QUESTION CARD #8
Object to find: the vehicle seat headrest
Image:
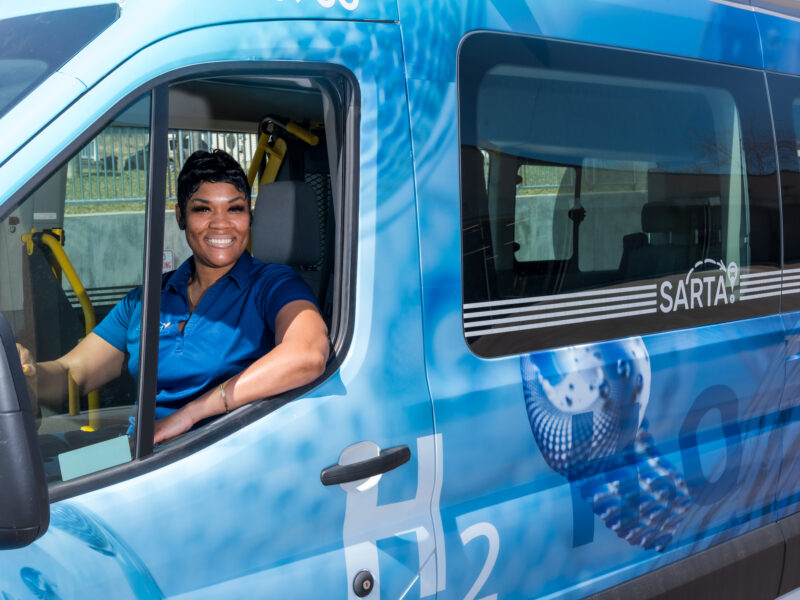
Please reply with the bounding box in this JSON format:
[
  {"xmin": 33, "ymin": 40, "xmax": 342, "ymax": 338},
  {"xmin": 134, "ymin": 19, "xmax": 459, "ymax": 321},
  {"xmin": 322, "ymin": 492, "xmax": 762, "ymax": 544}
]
[
  {"xmin": 252, "ymin": 181, "xmax": 321, "ymax": 267},
  {"xmin": 641, "ymin": 197, "xmax": 719, "ymax": 236},
  {"xmin": 641, "ymin": 202, "xmax": 684, "ymax": 234}
]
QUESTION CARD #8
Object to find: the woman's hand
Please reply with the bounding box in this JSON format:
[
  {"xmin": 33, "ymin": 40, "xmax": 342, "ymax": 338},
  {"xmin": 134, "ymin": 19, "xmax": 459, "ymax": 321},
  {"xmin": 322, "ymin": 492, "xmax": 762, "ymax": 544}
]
[
  {"xmin": 152, "ymin": 384, "xmax": 217, "ymax": 444},
  {"xmin": 16, "ymin": 343, "xmax": 40, "ymax": 424},
  {"xmin": 153, "ymin": 408, "xmax": 195, "ymax": 445},
  {"xmin": 16, "ymin": 343, "xmax": 36, "ymax": 376},
  {"xmin": 152, "ymin": 299, "xmax": 328, "ymax": 445}
]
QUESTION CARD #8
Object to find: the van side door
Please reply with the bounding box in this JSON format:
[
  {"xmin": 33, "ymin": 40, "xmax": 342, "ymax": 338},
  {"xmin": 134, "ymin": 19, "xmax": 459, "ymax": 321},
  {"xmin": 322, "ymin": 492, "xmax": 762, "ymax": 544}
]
[
  {"xmin": 413, "ymin": 31, "xmax": 785, "ymax": 600},
  {"xmin": 0, "ymin": 11, "xmax": 438, "ymax": 600}
]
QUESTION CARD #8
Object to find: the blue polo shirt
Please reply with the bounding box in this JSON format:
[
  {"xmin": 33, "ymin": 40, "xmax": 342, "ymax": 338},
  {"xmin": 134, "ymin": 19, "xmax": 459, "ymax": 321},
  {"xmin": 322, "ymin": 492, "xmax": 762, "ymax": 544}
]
[{"xmin": 93, "ymin": 252, "xmax": 317, "ymax": 419}]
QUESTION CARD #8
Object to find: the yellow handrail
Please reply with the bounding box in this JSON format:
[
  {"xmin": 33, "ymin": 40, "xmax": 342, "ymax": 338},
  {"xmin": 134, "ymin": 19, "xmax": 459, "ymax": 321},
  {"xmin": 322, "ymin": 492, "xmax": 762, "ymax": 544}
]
[
  {"xmin": 285, "ymin": 121, "xmax": 319, "ymax": 147},
  {"xmin": 260, "ymin": 137, "xmax": 287, "ymax": 187},
  {"xmin": 246, "ymin": 119, "xmax": 318, "ymax": 188},
  {"xmin": 67, "ymin": 371, "xmax": 80, "ymax": 418},
  {"xmin": 35, "ymin": 231, "xmax": 96, "ymax": 333},
  {"xmin": 246, "ymin": 120, "xmax": 318, "ymax": 254},
  {"xmin": 246, "ymin": 133, "xmax": 288, "ymax": 189},
  {"xmin": 23, "ymin": 229, "xmax": 100, "ymax": 430}
]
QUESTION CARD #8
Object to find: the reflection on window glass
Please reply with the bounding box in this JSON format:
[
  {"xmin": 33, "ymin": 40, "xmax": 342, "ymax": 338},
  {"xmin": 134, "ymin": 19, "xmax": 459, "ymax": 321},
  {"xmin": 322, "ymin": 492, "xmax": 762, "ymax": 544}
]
[
  {"xmin": 773, "ymin": 85, "xmax": 800, "ymax": 314},
  {"xmin": 514, "ymin": 164, "xmax": 574, "ymax": 262},
  {"xmin": 0, "ymin": 59, "xmax": 47, "ymax": 111},
  {"xmin": 0, "ymin": 5, "xmax": 119, "ymax": 119},
  {"xmin": 459, "ymin": 34, "xmax": 779, "ymax": 356},
  {"xmin": 577, "ymin": 159, "xmax": 650, "ymax": 272},
  {"xmin": 475, "ymin": 64, "xmax": 749, "ymax": 287},
  {"xmin": 0, "ymin": 94, "xmax": 150, "ymax": 484},
  {"xmin": 793, "ymin": 99, "xmax": 800, "ymax": 158}
]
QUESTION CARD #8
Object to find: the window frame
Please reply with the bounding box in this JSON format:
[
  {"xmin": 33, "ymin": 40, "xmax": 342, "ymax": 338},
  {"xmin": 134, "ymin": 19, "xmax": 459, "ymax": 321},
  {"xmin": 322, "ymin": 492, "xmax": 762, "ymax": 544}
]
[
  {"xmin": 767, "ymin": 70, "xmax": 800, "ymax": 313},
  {"xmin": 0, "ymin": 60, "xmax": 360, "ymax": 502},
  {"xmin": 457, "ymin": 31, "xmax": 782, "ymax": 358}
]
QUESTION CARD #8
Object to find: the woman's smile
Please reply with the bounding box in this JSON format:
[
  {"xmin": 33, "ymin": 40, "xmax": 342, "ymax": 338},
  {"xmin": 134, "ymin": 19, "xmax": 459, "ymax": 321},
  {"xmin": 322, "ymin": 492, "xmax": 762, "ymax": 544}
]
[{"xmin": 205, "ymin": 235, "xmax": 236, "ymax": 248}]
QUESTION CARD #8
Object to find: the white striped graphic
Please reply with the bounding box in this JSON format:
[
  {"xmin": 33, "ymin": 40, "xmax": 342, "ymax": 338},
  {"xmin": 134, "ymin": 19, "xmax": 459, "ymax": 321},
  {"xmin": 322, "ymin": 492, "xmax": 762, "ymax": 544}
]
[
  {"xmin": 740, "ymin": 271, "xmax": 778, "ymax": 280},
  {"xmin": 465, "ymin": 299, "xmax": 657, "ymax": 329},
  {"xmin": 465, "ymin": 267, "xmax": 800, "ymax": 337},
  {"xmin": 463, "ymin": 284, "xmax": 658, "ymax": 310},
  {"xmin": 740, "ymin": 290, "xmax": 783, "ymax": 301},
  {"xmin": 741, "ymin": 282, "xmax": 782, "ymax": 293},
  {"xmin": 740, "ymin": 277, "xmax": 781, "ymax": 286},
  {"xmin": 465, "ymin": 291, "xmax": 657, "ymax": 319},
  {"xmin": 465, "ymin": 307, "xmax": 658, "ymax": 338},
  {"xmin": 463, "ymin": 283, "xmax": 660, "ymax": 338},
  {"xmin": 740, "ymin": 269, "xmax": 800, "ymax": 302}
]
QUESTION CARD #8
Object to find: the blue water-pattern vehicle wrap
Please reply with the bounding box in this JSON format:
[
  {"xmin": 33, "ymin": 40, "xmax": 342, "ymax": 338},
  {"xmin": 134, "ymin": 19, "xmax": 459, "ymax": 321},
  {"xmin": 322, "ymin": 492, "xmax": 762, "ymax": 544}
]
[
  {"xmin": 0, "ymin": 0, "xmax": 798, "ymax": 598},
  {"xmin": 406, "ymin": 0, "xmax": 791, "ymax": 598}
]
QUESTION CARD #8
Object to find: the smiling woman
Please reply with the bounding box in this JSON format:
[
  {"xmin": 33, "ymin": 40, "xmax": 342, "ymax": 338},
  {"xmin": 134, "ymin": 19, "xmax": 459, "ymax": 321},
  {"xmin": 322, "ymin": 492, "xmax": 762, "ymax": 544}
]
[
  {"xmin": 19, "ymin": 150, "xmax": 330, "ymax": 446},
  {"xmin": 175, "ymin": 151, "xmax": 254, "ymax": 308}
]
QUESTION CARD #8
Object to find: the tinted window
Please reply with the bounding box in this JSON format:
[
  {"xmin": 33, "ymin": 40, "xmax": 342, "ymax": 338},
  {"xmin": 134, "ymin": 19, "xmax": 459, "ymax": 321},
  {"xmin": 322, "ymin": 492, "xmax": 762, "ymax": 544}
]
[
  {"xmin": 0, "ymin": 5, "xmax": 119, "ymax": 120},
  {"xmin": 767, "ymin": 72, "xmax": 800, "ymax": 312},
  {"xmin": 459, "ymin": 33, "xmax": 780, "ymax": 357}
]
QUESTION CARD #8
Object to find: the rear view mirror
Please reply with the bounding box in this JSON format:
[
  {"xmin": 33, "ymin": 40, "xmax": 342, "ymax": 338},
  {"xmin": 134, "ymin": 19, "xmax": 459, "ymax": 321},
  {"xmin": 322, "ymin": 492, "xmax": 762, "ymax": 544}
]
[{"xmin": 0, "ymin": 312, "xmax": 49, "ymax": 549}]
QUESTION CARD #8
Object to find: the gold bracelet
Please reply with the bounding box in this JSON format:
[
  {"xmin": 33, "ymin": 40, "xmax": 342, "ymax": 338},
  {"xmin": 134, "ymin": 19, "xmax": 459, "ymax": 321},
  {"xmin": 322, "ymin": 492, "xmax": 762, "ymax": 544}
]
[{"xmin": 219, "ymin": 382, "xmax": 230, "ymax": 413}]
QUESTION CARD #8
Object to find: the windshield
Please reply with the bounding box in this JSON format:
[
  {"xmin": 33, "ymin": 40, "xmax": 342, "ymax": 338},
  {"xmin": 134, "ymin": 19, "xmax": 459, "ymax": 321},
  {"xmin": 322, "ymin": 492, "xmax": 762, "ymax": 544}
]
[{"xmin": 0, "ymin": 4, "xmax": 119, "ymax": 120}]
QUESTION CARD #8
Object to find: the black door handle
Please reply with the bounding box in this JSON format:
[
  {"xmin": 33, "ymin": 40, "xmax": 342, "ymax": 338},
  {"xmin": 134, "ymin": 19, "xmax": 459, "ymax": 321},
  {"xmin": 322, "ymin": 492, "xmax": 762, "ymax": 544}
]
[{"xmin": 320, "ymin": 445, "xmax": 411, "ymax": 486}]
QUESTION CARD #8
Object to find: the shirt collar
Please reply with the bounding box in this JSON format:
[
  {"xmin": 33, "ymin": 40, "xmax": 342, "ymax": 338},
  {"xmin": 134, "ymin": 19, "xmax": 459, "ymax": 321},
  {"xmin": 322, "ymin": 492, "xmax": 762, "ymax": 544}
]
[
  {"xmin": 165, "ymin": 257, "xmax": 193, "ymax": 293},
  {"xmin": 226, "ymin": 251, "xmax": 253, "ymax": 289},
  {"xmin": 166, "ymin": 251, "xmax": 252, "ymax": 292}
]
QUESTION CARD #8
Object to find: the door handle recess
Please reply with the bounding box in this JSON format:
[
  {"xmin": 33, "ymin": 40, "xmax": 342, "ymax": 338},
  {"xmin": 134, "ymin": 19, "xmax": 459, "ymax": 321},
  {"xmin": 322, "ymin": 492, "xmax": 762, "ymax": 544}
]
[{"xmin": 320, "ymin": 445, "xmax": 411, "ymax": 486}]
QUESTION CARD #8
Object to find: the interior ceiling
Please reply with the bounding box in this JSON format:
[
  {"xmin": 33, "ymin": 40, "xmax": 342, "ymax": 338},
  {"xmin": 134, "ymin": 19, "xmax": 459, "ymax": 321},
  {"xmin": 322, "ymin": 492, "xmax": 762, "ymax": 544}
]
[{"xmin": 168, "ymin": 77, "xmax": 324, "ymax": 133}]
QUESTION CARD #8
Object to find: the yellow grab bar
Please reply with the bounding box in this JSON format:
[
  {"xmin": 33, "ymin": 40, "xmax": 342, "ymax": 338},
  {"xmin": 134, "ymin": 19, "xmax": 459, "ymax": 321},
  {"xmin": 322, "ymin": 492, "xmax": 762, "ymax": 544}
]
[
  {"xmin": 285, "ymin": 122, "xmax": 319, "ymax": 147},
  {"xmin": 246, "ymin": 119, "xmax": 318, "ymax": 188},
  {"xmin": 34, "ymin": 231, "xmax": 96, "ymax": 333},
  {"xmin": 246, "ymin": 133, "xmax": 289, "ymax": 189},
  {"xmin": 260, "ymin": 138, "xmax": 287, "ymax": 187},
  {"xmin": 23, "ymin": 229, "xmax": 100, "ymax": 429},
  {"xmin": 246, "ymin": 120, "xmax": 317, "ymax": 254},
  {"xmin": 67, "ymin": 371, "xmax": 80, "ymax": 417}
]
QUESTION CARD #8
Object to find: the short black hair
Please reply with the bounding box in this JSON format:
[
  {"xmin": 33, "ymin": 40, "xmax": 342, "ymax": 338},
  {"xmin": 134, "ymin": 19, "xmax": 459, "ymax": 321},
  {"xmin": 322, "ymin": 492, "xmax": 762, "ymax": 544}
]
[{"xmin": 176, "ymin": 150, "xmax": 251, "ymax": 227}]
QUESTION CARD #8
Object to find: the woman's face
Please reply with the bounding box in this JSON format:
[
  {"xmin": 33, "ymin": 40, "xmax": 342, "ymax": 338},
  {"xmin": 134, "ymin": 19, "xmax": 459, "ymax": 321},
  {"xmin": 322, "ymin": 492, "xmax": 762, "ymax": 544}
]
[{"xmin": 179, "ymin": 181, "xmax": 250, "ymax": 273}]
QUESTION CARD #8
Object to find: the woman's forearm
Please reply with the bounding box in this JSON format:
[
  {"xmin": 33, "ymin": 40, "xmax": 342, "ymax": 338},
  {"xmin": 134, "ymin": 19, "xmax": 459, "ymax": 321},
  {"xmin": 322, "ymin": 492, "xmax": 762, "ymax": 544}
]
[
  {"xmin": 152, "ymin": 302, "xmax": 329, "ymax": 445},
  {"xmin": 30, "ymin": 360, "xmax": 70, "ymax": 406},
  {"xmin": 183, "ymin": 335, "xmax": 329, "ymax": 426},
  {"xmin": 18, "ymin": 333, "xmax": 125, "ymax": 409}
]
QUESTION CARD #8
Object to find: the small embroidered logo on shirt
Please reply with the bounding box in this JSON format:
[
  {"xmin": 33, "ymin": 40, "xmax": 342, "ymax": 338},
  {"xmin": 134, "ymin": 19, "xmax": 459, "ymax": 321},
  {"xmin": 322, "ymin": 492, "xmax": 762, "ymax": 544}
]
[{"xmin": 160, "ymin": 321, "xmax": 171, "ymax": 332}]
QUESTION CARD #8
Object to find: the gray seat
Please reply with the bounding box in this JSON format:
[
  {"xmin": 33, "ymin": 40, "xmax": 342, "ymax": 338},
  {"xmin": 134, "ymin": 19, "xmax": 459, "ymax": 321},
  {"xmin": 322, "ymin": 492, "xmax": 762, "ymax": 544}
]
[
  {"xmin": 621, "ymin": 201, "xmax": 698, "ymax": 281},
  {"xmin": 251, "ymin": 180, "xmax": 325, "ymax": 303}
]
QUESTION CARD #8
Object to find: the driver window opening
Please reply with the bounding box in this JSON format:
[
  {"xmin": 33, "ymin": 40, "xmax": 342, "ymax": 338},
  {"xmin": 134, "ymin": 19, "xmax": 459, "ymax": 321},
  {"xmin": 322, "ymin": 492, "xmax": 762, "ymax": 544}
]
[{"xmin": 0, "ymin": 71, "xmax": 345, "ymax": 485}]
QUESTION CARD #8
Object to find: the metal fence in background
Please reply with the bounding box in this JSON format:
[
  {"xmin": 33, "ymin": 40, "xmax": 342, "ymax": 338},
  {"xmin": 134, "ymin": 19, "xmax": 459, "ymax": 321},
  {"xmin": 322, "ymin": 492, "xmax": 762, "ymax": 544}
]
[
  {"xmin": 67, "ymin": 128, "xmax": 261, "ymax": 205},
  {"xmin": 68, "ymin": 129, "xmax": 645, "ymax": 205},
  {"xmin": 516, "ymin": 162, "xmax": 644, "ymax": 192}
]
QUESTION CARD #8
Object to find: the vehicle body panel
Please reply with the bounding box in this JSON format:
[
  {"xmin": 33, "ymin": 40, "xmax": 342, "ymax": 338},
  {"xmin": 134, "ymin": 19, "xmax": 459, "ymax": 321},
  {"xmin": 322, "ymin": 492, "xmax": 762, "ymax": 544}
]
[
  {"xmin": 0, "ymin": 16, "xmax": 437, "ymax": 599},
  {"xmin": 401, "ymin": 0, "xmax": 789, "ymax": 598},
  {"xmin": 1, "ymin": 0, "xmax": 800, "ymax": 598}
]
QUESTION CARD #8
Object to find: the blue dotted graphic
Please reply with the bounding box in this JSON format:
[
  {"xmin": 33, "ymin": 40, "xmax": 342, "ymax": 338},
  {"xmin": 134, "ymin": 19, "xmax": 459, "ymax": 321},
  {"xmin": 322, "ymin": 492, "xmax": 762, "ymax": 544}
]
[{"xmin": 522, "ymin": 339, "xmax": 690, "ymax": 551}]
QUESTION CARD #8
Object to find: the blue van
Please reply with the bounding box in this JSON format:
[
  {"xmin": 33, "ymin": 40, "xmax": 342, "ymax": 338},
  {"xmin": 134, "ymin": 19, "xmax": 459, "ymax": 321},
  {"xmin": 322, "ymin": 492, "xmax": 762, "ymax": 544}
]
[{"xmin": 2, "ymin": 0, "xmax": 800, "ymax": 598}]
